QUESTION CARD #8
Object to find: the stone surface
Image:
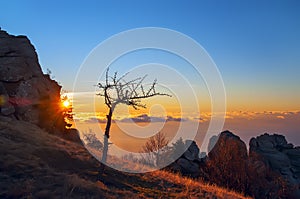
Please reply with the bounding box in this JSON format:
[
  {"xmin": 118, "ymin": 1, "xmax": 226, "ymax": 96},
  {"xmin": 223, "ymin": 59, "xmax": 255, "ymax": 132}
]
[
  {"xmin": 249, "ymin": 133, "xmax": 300, "ymax": 198},
  {"xmin": 1, "ymin": 104, "xmax": 15, "ymax": 116},
  {"xmin": 285, "ymin": 148, "xmax": 300, "ymax": 177},
  {"xmin": 0, "ymin": 30, "xmax": 63, "ymax": 130}
]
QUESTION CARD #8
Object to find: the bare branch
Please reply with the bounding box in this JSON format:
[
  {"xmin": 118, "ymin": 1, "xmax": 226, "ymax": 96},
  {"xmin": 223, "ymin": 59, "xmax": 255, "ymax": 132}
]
[
  {"xmin": 141, "ymin": 85, "xmax": 145, "ymax": 96},
  {"xmin": 96, "ymin": 68, "xmax": 171, "ymax": 111},
  {"xmin": 105, "ymin": 68, "xmax": 109, "ymax": 86}
]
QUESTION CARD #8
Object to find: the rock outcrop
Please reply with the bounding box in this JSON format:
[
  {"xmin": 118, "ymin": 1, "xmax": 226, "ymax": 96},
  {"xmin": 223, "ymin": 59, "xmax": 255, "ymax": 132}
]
[
  {"xmin": 205, "ymin": 131, "xmax": 249, "ymax": 194},
  {"xmin": 170, "ymin": 140, "xmax": 202, "ymax": 177},
  {"xmin": 205, "ymin": 131, "xmax": 300, "ymax": 198},
  {"xmin": 249, "ymin": 133, "xmax": 300, "ymax": 198},
  {"xmin": 208, "ymin": 130, "xmax": 248, "ymax": 160},
  {"xmin": 0, "ymin": 30, "xmax": 63, "ymax": 130}
]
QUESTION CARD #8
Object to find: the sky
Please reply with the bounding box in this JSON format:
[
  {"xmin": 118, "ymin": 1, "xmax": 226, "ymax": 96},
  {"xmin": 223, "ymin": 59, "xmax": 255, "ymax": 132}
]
[{"xmin": 1, "ymin": 0, "xmax": 300, "ymax": 149}]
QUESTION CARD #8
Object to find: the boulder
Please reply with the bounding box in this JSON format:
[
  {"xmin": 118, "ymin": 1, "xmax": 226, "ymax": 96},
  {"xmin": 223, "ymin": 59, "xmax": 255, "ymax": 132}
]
[{"xmin": 209, "ymin": 130, "xmax": 248, "ymax": 160}]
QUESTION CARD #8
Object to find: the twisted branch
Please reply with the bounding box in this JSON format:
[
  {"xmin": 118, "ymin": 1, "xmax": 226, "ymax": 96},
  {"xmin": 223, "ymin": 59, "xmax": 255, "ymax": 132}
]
[{"xmin": 97, "ymin": 68, "xmax": 171, "ymax": 110}]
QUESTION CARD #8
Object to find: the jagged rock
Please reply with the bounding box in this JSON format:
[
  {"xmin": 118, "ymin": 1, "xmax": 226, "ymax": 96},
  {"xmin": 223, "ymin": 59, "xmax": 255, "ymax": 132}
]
[
  {"xmin": 249, "ymin": 133, "xmax": 300, "ymax": 198},
  {"xmin": 250, "ymin": 134, "xmax": 296, "ymax": 172},
  {"xmin": 0, "ymin": 30, "xmax": 63, "ymax": 130},
  {"xmin": 183, "ymin": 140, "xmax": 200, "ymax": 161}
]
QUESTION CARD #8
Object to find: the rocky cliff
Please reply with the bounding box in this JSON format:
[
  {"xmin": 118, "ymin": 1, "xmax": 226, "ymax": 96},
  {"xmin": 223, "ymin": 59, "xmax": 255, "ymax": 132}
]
[{"xmin": 0, "ymin": 30, "xmax": 64, "ymax": 130}]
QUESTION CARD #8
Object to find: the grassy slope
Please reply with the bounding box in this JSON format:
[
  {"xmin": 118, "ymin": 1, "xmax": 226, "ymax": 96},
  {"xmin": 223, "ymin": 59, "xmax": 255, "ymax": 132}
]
[{"xmin": 0, "ymin": 118, "xmax": 251, "ymax": 199}]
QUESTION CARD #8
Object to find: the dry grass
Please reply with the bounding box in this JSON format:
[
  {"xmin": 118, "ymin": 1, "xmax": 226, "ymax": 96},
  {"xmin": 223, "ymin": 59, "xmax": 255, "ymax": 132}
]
[
  {"xmin": 143, "ymin": 170, "xmax": 252, "ymax": 199},
  {"xmin": 0, "ymin": 118, "xmax": 252, "ymax": 199}
]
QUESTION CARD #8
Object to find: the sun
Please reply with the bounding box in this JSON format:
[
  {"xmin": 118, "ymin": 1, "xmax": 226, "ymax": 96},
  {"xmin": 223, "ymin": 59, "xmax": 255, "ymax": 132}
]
[{"xmin": 63, "ymin": 100, "xmax": 70, "ymax": 107}]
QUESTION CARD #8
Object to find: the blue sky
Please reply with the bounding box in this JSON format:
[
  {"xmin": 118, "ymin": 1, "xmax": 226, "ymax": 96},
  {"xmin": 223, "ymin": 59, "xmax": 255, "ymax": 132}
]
[{"xmin": 1, "ymin": 0, "xmax": 300, "ymax": 111}]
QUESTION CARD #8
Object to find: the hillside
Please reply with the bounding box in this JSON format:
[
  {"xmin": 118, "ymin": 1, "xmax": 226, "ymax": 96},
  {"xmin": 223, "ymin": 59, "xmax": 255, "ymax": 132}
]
[{"xmin": 0, "ymin": 117, "xmax": 250, "ymax": 199}]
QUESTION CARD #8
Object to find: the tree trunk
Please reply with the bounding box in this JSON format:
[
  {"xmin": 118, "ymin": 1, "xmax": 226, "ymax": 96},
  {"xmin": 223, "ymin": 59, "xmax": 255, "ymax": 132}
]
[
  {"xmin": 101, "ymin": 134, "xmax": 109, "ymax": 163},
  {"xmin": 101, "ymin": 106, "xmax": 114, "ymax": 164}
]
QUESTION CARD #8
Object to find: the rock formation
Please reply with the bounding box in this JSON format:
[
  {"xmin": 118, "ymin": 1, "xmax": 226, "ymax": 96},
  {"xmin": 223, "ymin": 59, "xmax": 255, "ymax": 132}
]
[
  {"xmin": 208, "ymin": 130, "xmax": 248, "ymax": 160},
  {"xmin": 169, "ymin": 131, "xmax": 300, "ymax": 198},
  {"xmin": 249, "ymin": 133, "xmax": 300, "ymax": 198},
  {"xmin": 0, "ymin": 29, "xmax": 65, "ymax": 131},
  {"xmin": 206, "ymin": 131, "xmax": 249, "ymax": 194},
  {"xmin": 204, "ymin": 131, "xmax": 300, "ymax": 198},
  {"xmin": 169, "ymin": 140, "xmax": 203, "ymax": 177}
]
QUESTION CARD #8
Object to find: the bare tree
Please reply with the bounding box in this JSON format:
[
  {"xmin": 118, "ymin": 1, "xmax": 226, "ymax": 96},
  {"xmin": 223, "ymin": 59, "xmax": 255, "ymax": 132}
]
[
  {"xmin": 97, "ymin": 68, "xmax": 171, "ymax": 164},
  {"xmin": 83, "ymin": 129, "xmax": 103, "ymax": 150},
  {"xmin": 141, "ymin": 132, "xmax": 170, "ymax": 167}
]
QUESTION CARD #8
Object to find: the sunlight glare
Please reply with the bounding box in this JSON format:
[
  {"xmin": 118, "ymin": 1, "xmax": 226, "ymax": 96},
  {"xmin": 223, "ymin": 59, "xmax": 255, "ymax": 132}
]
[{"xmin": 63, "ymin": 100, "xmax": 70, "ymax": 107}]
